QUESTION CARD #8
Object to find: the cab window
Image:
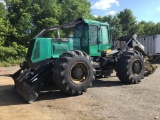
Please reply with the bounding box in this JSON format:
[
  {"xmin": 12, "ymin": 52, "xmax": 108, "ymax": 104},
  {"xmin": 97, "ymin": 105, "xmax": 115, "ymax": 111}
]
[
  {"xmin": 90, "ymin": 26, "xmax": 98, "ymax": 45},
  {"xmin": 101, "ymin": 26, "xmax": 109, "ymax": 44}
]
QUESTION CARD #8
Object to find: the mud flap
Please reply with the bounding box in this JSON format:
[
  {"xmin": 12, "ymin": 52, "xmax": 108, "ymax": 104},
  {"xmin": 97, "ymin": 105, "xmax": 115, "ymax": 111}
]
[{"xmin": 14, "ymin": 79, "xmax": 38, "ymax": 103}]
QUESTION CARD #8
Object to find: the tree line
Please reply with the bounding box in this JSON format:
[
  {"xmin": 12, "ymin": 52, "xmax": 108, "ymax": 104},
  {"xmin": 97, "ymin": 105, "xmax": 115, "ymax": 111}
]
[
  {"xmin": 94, "ymin": 9, "xmax": 160, "ymax": 40},
  {"xmin": 0, "ymin": 0, "xmax": 160, "ymax": 66}
]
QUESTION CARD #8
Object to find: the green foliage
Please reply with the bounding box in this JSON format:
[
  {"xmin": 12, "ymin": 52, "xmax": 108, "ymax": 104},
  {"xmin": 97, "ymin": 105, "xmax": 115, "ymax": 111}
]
[
  {"xmin": 94, "ymin": 8, "xmax": 160, "ymax": 39},
  {"xmin": 0, "ymin": 45, "xmax": 26, "ymax": 66},
  {"xmin": 95, "ymin": 9, "xmax": 136, "ymax": 39},
  {"xmin": 0, "ymin": 46, "xmax": 17, "ymax": 60},
  {"xmin": 94, "ymin": 15, "xmax": 123, "ymax": 41},
  {"xmin": 57, "ymin": 0, "xmax": 92, "ymax": 37},
  {"xmin": 0, "ymin": 3, "xmax": 11, "ymax": 46},
  {"xmin": 0, "ymin": 2, "xmax": 7, "ymax": 18},
  {"xmin": 11, "ymin": 42, "xmax": 27, "ymax": 57},
  {"xmin": 58, "ymin": 0, "xmax": 92, "ymax": 24},
  {"xmin": 1, "ymin": 0, "xmax": 93, "ymax": 66},
  {"xmin": 4, "ymin": 0, "xmax": 92, "ymax": 46},
  {"xmin": 0, "ymin": 19, "xmax": 7, "ymax": 45},
  {"xmin": 137, "ymin": 21, "xmax": 160, "ymax": 36},
  {"xmin": 31, "ymin": 0, "xmax": 60, "ymax": 34},
  {"xmin": 117, "ymin": 9, "xmax": 137, "ymax": 35},
  {"xmin": 5, "ymin": 0, "xmax": 33, "ymax": 46}
]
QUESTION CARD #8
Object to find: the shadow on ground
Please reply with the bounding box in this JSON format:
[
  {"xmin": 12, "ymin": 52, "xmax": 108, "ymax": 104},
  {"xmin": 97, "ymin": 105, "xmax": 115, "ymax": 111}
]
[
  {"xmin": 37, "ymin": 85, "xmax": 69, "ymax": 102},
  {"xmin": 0, "ymin": 77, "xmax": 129, "ymax": 106},
  {"xmin": 0, "ymin": 85, "xmax": 70, "ymax": 106},
  {"xmin": 0, "ymin": 85, "xmax": 26, "ymax": 106},
  {"xmin": 92, "ymin": 77, "xmax": 129, "ymax": 88},
  {"xmin": 0, "ymin": 74, "xmax": 12, "ymax": 77}
]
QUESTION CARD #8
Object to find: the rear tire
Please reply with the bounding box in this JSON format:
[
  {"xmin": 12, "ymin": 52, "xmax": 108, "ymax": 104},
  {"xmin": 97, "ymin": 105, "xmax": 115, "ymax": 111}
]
[
  {"xmin": 115, "ymin": 51, "xmax": 145, "ymax": 84},
  {"xmin": 53, "ymin": 50, "xmax": 95, "ymax": 95}
]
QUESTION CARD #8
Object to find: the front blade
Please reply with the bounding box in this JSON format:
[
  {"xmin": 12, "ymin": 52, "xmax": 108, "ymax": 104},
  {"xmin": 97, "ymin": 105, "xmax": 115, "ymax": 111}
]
[{"xmin": 14, "ymin": 79, "xmax": 38, "ymax": 103}]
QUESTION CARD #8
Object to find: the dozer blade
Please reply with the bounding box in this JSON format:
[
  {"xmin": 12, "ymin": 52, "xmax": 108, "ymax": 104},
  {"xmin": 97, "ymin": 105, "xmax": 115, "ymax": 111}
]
[
  {"xmin": 12, "ymin": 61, "xmax": 54, "ymax": 103},
  {"xmin": 12, "ymin": 69, "xmax": 40, "ymax": 103},
  {"xmin": 14, "ymin": 79, "xmax": 38, "ymax": 103}
]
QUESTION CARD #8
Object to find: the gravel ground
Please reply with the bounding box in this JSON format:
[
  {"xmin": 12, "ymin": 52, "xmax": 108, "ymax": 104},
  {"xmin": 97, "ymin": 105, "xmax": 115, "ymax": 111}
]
[{"xmin": 0, "ymin": 64, "xmax": 160, "ymax": 120}]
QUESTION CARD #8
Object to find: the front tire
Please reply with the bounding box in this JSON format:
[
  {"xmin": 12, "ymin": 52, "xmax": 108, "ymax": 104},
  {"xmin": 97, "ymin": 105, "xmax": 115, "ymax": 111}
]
[
  {"xmin": 115, "ymin": 51, "xmax": 145, "ymax": 84},
  {"xmin": 53, "ymin": 50, "xmax": 95, "ymax": 95}
]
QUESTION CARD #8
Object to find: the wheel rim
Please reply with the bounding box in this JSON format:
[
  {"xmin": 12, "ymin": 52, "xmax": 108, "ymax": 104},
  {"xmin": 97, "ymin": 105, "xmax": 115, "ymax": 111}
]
[
  {"xmin": 70, "ymin": 62, "xmax": 89, "ymax": 84},
  {"xmin": 132, "ymin": 59, "xmax": 142, "ymax": 75}
]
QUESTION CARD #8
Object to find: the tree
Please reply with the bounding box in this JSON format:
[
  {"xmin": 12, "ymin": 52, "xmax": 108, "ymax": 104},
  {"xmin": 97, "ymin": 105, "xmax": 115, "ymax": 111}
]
[
  {"xmin": 93, "ymin": 9, "xmax": 138, "ymax": 40},
  {"xmin": 111, "ymin": 16, "xmax": 123, "ymax": 40},
  {"xmin": 0, "ymin": 2, "xmax": 10, "ymax": 46},
  {"xmin": 155, "ymin": 22, "xmax": 160, "ymax": 34},
  {"xmin": 30, "ymin": 0, "xmax": 60, "ymax": 35},
  {"xmin": 0, "ymin": 2, "xmax": 7, "ymax": 18},
  {"xmin": 58, "ymin": 0, "xmax": 92, "ymax": 24},
  {"xmin": 5, "ymin": 0, "xmax": 92, "ymax": 46},
  {"xmin": 94, "ymin": 15, "xmax": 123, "ymax": 40},
  {"xmin": 5, "ymin": 0, "xmax": 33, "ymax": 46},
  {"xmin": 136, "ymin": 21, "xmax": 160, "ymax": 36},
  {"xmin": 94, "ymin": 15, "xmax": 113, "ymax": 24},
  {"xmin": 117, "ymin": 9, "xmax": 137, "ymax": 35},
  {"xmin": 136, "ymin": 21, "xmax": 146, "ymax": 36}
]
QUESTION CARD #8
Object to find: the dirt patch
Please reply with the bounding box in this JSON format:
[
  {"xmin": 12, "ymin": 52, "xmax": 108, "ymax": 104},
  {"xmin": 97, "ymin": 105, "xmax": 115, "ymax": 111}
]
[{"xmin": 0, "ymin": 65, "xmax": 160, "ymax": 120}]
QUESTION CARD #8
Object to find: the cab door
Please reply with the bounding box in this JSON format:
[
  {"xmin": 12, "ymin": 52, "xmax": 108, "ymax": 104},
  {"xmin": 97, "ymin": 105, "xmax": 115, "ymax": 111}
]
[
  {"xmin": 100, "ymin": 25, "xmax": 111, "ymax": 51},
  {"xmin": 89, "ymin": 25, "xmax": 100, "ymax": 56}
]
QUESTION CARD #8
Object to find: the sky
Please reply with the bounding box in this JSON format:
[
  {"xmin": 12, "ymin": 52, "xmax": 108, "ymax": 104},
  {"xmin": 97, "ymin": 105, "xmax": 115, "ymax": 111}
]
[
  {"xmin": 0, "ymin": 0, "xmax": 159, "ymax": 22},
  {"xmin": 89, "ymin": 0, "xmax": 160, "ymax": 22}
]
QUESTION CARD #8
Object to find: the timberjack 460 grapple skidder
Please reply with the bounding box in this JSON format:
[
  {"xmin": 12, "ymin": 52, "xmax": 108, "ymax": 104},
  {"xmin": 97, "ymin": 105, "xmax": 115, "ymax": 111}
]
[{"xmin": 12, "ymin": 18, "xmax": 157, "ymax": 103}]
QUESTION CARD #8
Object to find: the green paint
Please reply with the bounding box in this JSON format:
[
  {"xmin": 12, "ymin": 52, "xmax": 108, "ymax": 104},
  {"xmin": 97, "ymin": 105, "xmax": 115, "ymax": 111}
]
[
  {"xmin": 31, "ymin": 38, "xmax": 52, "ymax": 63},
  {"xmin": 51, "ymin": 38, "xmax": 73, "ymax": 58}
]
